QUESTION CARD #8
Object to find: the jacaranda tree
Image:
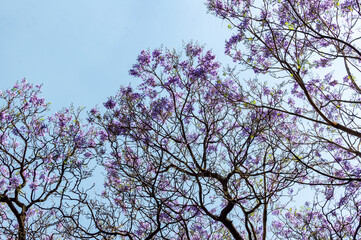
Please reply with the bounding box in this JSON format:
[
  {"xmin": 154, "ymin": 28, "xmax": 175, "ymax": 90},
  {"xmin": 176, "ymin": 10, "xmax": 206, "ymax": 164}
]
[
  {"xmin": 81, "ymin": 43, "xmax": 308, "ymax": 240},
  {"xmin": 206, "ymin": 0, "xmax": 361, "ymax": 238},
  {"xmin": 0, "ymin": 80, "xmax": 96, "ymax": 240}
]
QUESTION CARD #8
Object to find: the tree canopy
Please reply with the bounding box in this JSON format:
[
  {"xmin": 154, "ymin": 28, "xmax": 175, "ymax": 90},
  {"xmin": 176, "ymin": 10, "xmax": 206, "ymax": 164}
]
[{"xmin": 2, "ymin": 0, "xmax": 361, "ymax": 239}]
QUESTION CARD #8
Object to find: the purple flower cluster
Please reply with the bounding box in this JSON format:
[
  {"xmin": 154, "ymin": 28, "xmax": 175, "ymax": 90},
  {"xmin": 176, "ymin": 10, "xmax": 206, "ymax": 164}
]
[{"xmin": 103, "ymin": 98, "xmax": 116, "ymax": 109}]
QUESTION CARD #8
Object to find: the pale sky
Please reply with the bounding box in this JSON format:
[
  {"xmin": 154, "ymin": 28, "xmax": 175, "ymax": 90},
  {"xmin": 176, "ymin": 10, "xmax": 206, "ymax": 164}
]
[{"xmin": 0, "ymin": 1, "xmax": 232, "ymax": 111}]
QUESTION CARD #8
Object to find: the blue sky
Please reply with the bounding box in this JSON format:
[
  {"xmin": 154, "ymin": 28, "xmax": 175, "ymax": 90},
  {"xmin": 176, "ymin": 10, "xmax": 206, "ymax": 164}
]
[{"xmin": 0, "ymin": 1, "xmax": 231, "ymax": 111}]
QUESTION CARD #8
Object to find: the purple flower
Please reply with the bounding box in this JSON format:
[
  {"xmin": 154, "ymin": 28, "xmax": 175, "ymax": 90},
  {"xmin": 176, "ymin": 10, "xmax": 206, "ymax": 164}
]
[
  {"xmin": 0, "ymin": 111, "xmax": 5, "ymax": 121},
  {"xmin": 339, "ymin": 196, "xmax": 348, "ymax": 207},
  {"xmin": 9, "ymin": 177, "xmax": 20, "ymax": 187},
  {"xmin": 29, "ymin": 181, "xmax": 39, "ymax": 191},
  {"xmin": 84, "ymin": 152, "xmax": 92, "ymax": 158},
  {"xmin": 294, "ymin": 108, "xmax": 302, "ymax": 115},
  {"xmin": 104, "ymin": 99, "xmax": 116, "ymax": 109},
  {"xmin": 152, "ymin": 49, "xmax": 162, "ymax": 58},
  {"xmin": 185, "ymin": 43, "xmax": 203, "ymax": 57},
  {"xmin": 324, "ymin": 187, "xmax": 334, "ymax": 200},
  {"xmin": 129, "ymin": 66, "xmax": 140, "ymax": 77},
  {"xmin": 90, "ymin": 108, "xmax": 99, "ymax": 115},
  {"xmin": 137, "ymin": 50, "xmax": 151, "ymax": 65},
  {"xmin": 0, "ymin": 179, "xmax": 6, "ymax": 189},
  {"xmin": 263, "ymin": 87, "xmax": 271, "ymax": 95},
  {"xmin": 192, "ymin": 68, "xmax": 205, "ymax": 78},
  {"xmin": 329, "ymin": 80, "xmax": 337, "ymax": 86}
]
